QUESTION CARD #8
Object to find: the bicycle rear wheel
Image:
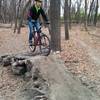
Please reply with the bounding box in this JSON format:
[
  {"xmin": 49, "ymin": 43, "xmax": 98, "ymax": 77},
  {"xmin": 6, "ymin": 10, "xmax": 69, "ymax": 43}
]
[{"xmin": 39, "ymin": 33, "xmax": 51, "ymax": 56}]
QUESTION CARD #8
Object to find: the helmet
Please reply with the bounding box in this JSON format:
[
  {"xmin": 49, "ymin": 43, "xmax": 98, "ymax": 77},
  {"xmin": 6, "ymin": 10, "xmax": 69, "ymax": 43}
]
[{"xmin": 35, "ymin": 0, "xmax": 42, "ymax": 2}]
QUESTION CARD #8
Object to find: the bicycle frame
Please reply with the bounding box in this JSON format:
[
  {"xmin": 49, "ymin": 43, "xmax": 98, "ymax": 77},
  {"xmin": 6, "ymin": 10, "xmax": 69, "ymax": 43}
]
[
  {"xmin": 29, "ymin": 22, "xmax": 51, "ymax": 56},
  {"xmin": 33, "ymin": 30, "xmax": 42, "ymax": 46}
]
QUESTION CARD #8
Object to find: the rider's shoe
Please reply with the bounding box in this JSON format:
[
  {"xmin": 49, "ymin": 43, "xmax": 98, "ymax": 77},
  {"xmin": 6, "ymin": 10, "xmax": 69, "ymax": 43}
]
[
  {"xmin": 29, "ymin": 41, "xmax": 33, "ymax": 46},
  {"xmin": 29, "ymin": 43, "xmax": 33, "ymax": 46}
]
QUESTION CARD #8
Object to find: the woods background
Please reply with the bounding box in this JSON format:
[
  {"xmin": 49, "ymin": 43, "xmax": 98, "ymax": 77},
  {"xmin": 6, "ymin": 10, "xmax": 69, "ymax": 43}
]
[{"xmin": 0, "ymin": 0, "xmax": 100, "ymax": 51}]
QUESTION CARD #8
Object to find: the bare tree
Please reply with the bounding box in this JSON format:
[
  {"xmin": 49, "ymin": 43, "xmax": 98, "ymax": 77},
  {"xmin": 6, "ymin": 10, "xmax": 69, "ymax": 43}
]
[
  {"xmin": 88, "ymin": 0, "xmax": 95, "ymax": 25},
  {"xmin": 0, "ymin": 0, "xmax": 2, "ymax": 23},
  {"xmin": 9, "ymin": 0, "xmax": 16, "ymax": 26},
  {"xmin": 50, "ymin": 0, "xmax": 61, "ymax": 51},
  {"xmin": 75, "ymin": 0, "xmax": 82, "ymax": 23},
  {"xmin": 84, "ymin": 0, "xmax": 87, "ymax": 28},
  {"xmin": 14, "ymin": 0, "xmax": 22, "ymax": 33},
  {"xmin": 64, "ymin": 0, "xmax": 69, "ymax": 40},
  {"xmin": 93, "ymin": 0, "xmax": 99, "ymax": 26},
  {"xmin": 69, "ymin": 0, "xmax": 72, "ymax": 29},
  {"xmin": 17, "ymin": 0, "xmax": 31, "ymax": 33}
]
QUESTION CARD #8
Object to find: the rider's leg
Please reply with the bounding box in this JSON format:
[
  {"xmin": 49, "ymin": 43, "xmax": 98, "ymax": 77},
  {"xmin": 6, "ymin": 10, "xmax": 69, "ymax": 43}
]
[
  {"xmin": 28, "ymin": 21, "xmax": 33, "ymax": 45},
  {"xmin": 34, "ymin": 20, "xmax": 41, "ymax": 33}
]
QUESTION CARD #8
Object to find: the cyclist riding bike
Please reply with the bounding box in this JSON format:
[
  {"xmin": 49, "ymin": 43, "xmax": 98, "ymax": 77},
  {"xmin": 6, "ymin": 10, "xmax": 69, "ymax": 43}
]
[{"xmin": 27, "ymin": 0, "xmax": 49, "ymax": 46}]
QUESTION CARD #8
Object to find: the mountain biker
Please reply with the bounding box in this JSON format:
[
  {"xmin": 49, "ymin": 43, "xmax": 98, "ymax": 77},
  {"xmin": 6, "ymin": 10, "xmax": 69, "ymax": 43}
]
[{"xmin": 27, "ymin": 0, "xmax": 49, "ymax": 46}]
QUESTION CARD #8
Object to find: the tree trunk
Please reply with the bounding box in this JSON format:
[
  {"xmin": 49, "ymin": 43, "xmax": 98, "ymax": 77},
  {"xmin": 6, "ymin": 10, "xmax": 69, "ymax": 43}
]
[
  {"xmin": 69, "ymin": 0, "xmax": 71, "ymax": 29},
  {"xmin": 75, "ymin": 0, "xmax": 82, "ymax": 23},
  {"xmin": 93, "ymin": 0, "xmax": 98, "ymax": 26},
  {"xmin": 64, "ymin": 0, "xmax": 69, "ymax": 40},
  {"xmin": 87, "ymin": 0, "xmax": 95, "ymax": 25},
  {"xmin": 50, "ymin": 0, "xmax": 61, "ymax": 51},
  {"xmin": 3, "ymin": 0, "xmax": 7, "ymax": 23},
  {"xmin": 17, "ymin": 0, "xmax": 31, "ymax": 33},
  {"xmin": 10, "ymin": 0, "xmax": 16, "ymax": 27},
  {"xmin": 14, "ymin": 0, "xmax": 22, "ymax": 33},
  {"xmin": 0, "ymin": 0, "xmax": 2, "ymax": 22},
  {"xmin": 84, "ymin": 0, "xmax": 87, "ymax": 29}
]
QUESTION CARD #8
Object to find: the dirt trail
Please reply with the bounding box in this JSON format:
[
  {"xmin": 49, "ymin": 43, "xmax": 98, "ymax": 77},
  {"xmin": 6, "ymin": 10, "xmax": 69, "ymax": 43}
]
[
  {"xmin": 73, "ymin": 26, "xmax": 100, "ymax": 66},
  {"xmin": 30, "ymin": 55, "xmax": 100, "ymax": 100},
  {"xmin": 0, "ymin": 54, "xmax": 100, "ymax": 100}
]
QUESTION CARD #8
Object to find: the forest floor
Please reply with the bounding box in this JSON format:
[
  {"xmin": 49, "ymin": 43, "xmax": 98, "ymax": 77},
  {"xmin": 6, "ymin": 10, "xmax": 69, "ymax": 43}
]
[
  {"xmin": 61, "ymin": 24, "xmax": 100, "ymax": 96},
  {"xmin": 0, "ymin": 23, "xmax": 100, "ymax": 99}
]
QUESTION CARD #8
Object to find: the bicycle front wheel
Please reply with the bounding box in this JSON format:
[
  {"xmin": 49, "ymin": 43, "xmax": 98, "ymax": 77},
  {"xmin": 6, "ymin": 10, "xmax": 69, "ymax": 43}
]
[
  {"xmin": 39, "ymin": 34, "xmax": 50, "ymax": 56},
  {"xmin": 29, "ymin": 36, "xmax": 36, "ymax": 52}
]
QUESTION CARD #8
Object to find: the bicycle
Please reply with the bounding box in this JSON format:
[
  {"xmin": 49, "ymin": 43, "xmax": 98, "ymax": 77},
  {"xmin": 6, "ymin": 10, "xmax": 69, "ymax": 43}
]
[{"xmin": 29, "ymin": 22, "xmax": 51, "ymax": 56}]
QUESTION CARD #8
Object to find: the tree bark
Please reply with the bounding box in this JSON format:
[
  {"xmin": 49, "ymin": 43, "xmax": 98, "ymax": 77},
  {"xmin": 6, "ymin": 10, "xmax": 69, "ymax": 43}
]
[
  {"xmin": 50, "ymin": 0, "xmax": 61, "ymax": 51},
  {"xmin": 69, "ymin": 0, "xmax": 71, "ymax": 29},
  {"xmin": 14, "ymin": 0, "xmax": 22, "ymax": 33},
  {"xmin": 64, "ymin": 0, "xmax": 69, "ymax": 40},
  {"xmin": 0, "ymin": 0, "xmax": 2, "ymax": 22},
  {"xmin": 17, "ymin": 0, "xmax": 31, "ymax": 33},
  {"xmin": 75, "ymin": 0, "xmax": 82, "ymax": 23},
  {"xmin": 87, "ymin": 0, "xmax": 95, "ymax": 25},
  {"xmin": 84, "ymin": 0, "xmax": 87, "ymax": 29},
  {"xmin": 93, "ymin": 0, "xmax": 99, "ymax": 26}
]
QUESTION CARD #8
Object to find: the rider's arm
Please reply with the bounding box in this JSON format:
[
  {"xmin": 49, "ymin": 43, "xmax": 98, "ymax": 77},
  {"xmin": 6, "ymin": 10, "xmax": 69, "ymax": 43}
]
[
  {"xmin": 27, "ymin": 7, "xmax": 33, "ymax": 21},
  {"xmin": 40, "ymin": 8, "xmax": 48, "ymax": 22}
]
